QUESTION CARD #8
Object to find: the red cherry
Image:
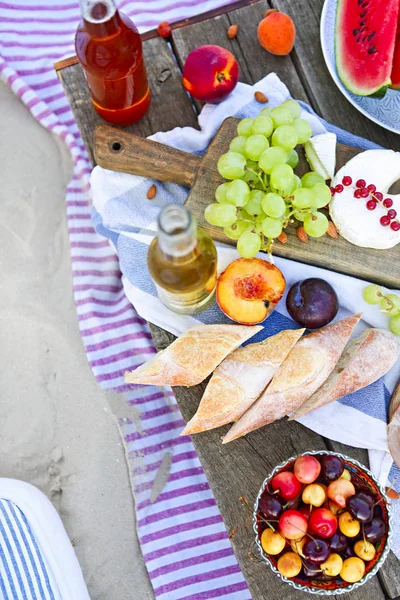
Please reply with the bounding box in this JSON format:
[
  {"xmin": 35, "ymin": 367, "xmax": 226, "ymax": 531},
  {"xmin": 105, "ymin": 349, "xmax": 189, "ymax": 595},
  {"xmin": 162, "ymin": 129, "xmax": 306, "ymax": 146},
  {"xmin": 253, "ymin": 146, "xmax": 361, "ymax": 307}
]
[
  {"xmin": 391, "ymin": 221, "xmax": 400, "ymax": 231},
  {"xmin": 367, "ymin": 184, "xmax": 376, "ymax": 193},
  {"xmin": 366, "ymin": 200, "xmax": 377, "ymax": 210},
  {"xmin": 383, "ymin": 198, "xmax": 393, "ymax": 208},
  {"xmin": 271, "ymin": 471, "xmax": 302, "ymax": 501},
  {"xmin": 335, "ymin": 184, "xmax": 344, "ymax": 193},
  {"xmin": 157, "ymin": 21, "xmax": 172, "ymax": 38},
  {"xmin": 388, "ymin": 209, "xmax": 397, "ymax": 220},
  {"xmin": 380, "ymin": 216, "xmax": 391, "ymax": 226},
  {"xmin": 342, "ymin": 176, "xmax": 352, "ymax": 186},
  {"xmin": 309, "ymin": 508, "xmax": 338, "ymax": 538},
  {"xmin": 356, "ymin": 179, "xmax": 366, "ymax": 188},
  {"xmin": 330, "ymin": 186, "xmax": 335, "ymax": 195},
  {"xmin": 354, "ymin": 189, "xmax": 362, "ymax": 199},
  {"xmin": 375, "ymin": 191, "xmax": 383, "ymax": 201},
  {"xmin": 360, "ymin": 187, "xmax": 369, "ymax": 198}
]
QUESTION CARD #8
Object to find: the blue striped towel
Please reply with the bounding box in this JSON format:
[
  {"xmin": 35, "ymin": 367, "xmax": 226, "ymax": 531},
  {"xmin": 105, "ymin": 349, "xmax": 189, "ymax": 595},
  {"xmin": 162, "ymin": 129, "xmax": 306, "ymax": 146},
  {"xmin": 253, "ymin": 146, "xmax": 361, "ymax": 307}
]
[{"xmin": 91, "ymin": 73, "xmax": 400, "ymax": 559}]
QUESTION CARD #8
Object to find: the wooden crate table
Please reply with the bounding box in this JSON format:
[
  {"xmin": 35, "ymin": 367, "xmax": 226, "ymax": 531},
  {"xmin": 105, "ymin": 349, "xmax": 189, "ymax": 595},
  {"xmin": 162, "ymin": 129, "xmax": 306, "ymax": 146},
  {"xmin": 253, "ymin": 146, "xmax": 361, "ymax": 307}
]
[{"xmin": 56, "ymin": 1, "xmax": 400, "ymax": 598}]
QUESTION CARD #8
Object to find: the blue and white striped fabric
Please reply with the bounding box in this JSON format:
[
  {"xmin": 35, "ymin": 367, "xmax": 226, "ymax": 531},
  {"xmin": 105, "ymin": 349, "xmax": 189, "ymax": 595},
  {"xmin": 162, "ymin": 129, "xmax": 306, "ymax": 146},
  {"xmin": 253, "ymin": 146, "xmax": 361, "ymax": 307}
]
[
  {"xmin": 0, "ymin": 499, "xmax": 61, "ymax": 600},
  {"xmin": 91, "ymin": 73, "xmax": 400, "ymax": 559}
]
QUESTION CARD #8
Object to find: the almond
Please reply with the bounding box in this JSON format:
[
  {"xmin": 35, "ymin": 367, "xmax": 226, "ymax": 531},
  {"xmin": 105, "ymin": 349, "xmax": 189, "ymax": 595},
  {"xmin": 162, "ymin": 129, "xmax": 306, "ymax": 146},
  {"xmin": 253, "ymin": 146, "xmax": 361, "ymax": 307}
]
[
  {"xmin": 277, "ymin": 232, "xmax": 288, "ymax": 244},
  {"xmin": 147, "ymin": 184, "xmax": 157, "ymax": 199},
  {"xmin": 297, "ymin": 226, "xmax": 308, "ymax": 243},
  {"xmin": 254, "ymin": 91, "xmax": 268, "ymax": 103},
  {"xmin": 227, "ymin": 24, "xmax": 239, "ymax": 39},
  {"xmin": 386, "ymin": 487, "xmax": 400, "ymax": 500},
  {"xmin": 264, "ymin": 8, "xmax": 278, "ymax": 18},
  {"xmin": 327, "ymin": 221, "xmax": 338, "ymax": 238}
]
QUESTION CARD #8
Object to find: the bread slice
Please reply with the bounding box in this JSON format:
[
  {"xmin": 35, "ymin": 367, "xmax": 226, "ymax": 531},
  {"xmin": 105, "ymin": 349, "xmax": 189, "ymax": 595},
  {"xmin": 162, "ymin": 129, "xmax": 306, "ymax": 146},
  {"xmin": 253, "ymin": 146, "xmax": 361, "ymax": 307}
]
[
  {"xmin": 222, "ymin": 314, "xmax": 361, "ymax": 443},
  {"xmin": 181, "ymin": 328, "xmax": 305, "ymax": 435},
  {"xmin": 124, "ymin": 324, "xmax": 262, "ymax": 387},
  {"xmin": 291, "ymin": 329, "xmax": 399, "ymax": 420}
]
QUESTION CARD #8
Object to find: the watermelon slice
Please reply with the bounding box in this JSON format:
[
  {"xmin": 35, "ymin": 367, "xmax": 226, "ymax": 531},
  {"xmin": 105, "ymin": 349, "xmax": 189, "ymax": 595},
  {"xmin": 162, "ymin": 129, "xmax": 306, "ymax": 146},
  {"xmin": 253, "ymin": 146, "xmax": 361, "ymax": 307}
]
[
  {"xmin": 391, "ymin": 13, "xmax": 400, "ymax": 89},
  {"xmin": 335, "ymin": 0, "xmax": 400, "ymax": 97}
]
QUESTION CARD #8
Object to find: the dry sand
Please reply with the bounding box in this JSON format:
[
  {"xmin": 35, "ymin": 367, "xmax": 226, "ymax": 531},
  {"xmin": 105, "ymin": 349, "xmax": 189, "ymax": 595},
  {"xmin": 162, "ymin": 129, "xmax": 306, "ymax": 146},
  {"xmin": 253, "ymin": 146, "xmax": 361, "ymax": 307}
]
[{"xmin": 0, "ymin": 81, "xmax": 154, "ymax": 600}]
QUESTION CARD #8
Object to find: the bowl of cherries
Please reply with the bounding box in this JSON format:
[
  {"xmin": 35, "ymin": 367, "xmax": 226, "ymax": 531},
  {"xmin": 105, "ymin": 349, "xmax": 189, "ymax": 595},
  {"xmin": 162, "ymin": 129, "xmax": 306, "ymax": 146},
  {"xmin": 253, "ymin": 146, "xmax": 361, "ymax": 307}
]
[{"xmin": 253, "ymin": 451, "xmax": 392, "ymax": 595}]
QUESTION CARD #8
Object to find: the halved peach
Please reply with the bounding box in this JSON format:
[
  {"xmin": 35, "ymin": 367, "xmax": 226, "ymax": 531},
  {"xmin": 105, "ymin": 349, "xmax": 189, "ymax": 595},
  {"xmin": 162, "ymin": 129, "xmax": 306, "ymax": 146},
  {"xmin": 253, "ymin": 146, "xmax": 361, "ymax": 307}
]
[{"xmin": 216, "ymin": 258, "xmax": 286, "ymax": 324}]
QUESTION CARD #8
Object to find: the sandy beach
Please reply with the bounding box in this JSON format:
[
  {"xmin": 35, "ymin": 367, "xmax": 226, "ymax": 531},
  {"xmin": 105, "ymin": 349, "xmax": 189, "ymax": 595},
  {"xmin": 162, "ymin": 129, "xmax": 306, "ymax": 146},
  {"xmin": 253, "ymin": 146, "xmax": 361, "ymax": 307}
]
[{"xmin": 0, "ymin": 81, "xmax": 154, "ymax": 600}]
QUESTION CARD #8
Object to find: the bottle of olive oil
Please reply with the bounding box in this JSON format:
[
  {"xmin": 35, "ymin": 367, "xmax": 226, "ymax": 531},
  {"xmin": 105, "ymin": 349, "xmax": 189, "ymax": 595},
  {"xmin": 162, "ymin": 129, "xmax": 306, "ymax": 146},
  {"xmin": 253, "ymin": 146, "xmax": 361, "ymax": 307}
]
[{"xmin": 148, "ymin": 205, "xmax": 217, "ymax": 314}]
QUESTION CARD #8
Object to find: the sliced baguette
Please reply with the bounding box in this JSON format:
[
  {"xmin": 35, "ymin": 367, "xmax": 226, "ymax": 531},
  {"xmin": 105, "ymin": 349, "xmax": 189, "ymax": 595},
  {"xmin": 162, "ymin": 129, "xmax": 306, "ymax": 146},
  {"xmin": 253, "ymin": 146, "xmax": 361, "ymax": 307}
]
[{"xmin": 291, "ymin": 329, "xmax": 399, "ymax": 420}]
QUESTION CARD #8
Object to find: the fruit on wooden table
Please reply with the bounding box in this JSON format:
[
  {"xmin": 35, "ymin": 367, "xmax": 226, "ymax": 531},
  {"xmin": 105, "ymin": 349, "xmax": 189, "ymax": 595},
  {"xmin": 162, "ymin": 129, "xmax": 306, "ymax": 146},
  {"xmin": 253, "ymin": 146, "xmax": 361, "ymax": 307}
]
[
  {"xmin": 321, "ymin": 455, "xmax": 344, "ymax": 481},
  {"xmin": 294, "ymin": 455, "xmax": 321, "ymax": 484},
  {"xmin": 259, "ymin": 493, "xmax": 284, "ymax": 519},
  {"xmin": 303, "ymin": 538, "xmax": 330, "ymax": 564},
  {"xmin": 302, "ymin": 483, "xmax": 326, "ymax": 507},
  {"xmin": 261, "ymin": 528, "xmax": 286, "ymax": 555},
  {"xmin": 216, "ymin": 258, "xmax": 286, "ymax": 324},
  {"xmin": 277, "ymin": 552, "xmax": 302, "ymax": 577},
  {"xmin": 364, "ymin": 517, "xmax": 386, "ymax": 543},
  {"xmin": 182, "ymin": 45, "xmax": 239, "ymax": 103},
  {"xmin": 335, "ymin": 0, "xmax": 400, "ymax": 97},
  {"xmin": 320, "ymin": 553, "xmax": 343, "ymax": 577},
  {"xmin": 271, "ymin": 471, "xmax": 302, "ymax": 500},
  {"xmin": 309, "ymin": 508, "xmax": 338, "ymax": 538},
  {"xmin": 347, "ymin": 493, "xmax": 374, "ymax": 523},
  {"xmin": 157, "ymin": 21, "xmax": 171, "ymax": 38},
  {"xmin": 340, "ymin": 557, "xmax": 366, "ymax": 583},
  {"xmin": 354, "ymin": 540, "xmax": 376, "ymax": 562},
  {"xmin": 286, "ymin": 278, "xmax": 339, "ymax": 329},
  {"xmin": 327, "ymin": 479, "xmax": 356, "ymax": 508},
  {"xmin": 257, "ymin": 10, "xmax": 296, "ymax": 56},
  {"xmin": 338, "ymin": 511, "xmax": 360, "ymax": 537},
  {"xmin": 279, "ymin": 510, "xmax": 308, "ymax": 540}
]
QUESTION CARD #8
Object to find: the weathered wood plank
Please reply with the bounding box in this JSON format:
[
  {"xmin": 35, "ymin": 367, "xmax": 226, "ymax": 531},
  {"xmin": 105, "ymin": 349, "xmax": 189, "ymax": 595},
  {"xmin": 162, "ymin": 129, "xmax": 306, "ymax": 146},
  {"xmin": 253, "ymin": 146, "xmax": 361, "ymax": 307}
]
[
  {"xmin": 272, "ymin": 0, "xmax": 400, "ymax": 152},
  {"xmin": 57, "ymin": 36, "xmax": 198, "ymax": 165}
]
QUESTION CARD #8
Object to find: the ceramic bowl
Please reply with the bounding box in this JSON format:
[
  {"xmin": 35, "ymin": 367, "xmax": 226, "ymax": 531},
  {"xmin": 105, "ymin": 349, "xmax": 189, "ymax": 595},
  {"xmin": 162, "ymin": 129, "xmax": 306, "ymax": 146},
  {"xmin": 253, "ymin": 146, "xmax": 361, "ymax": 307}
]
[{"xmin": 253, "ymin": 451, "xmax": 392, "ymax": 595}]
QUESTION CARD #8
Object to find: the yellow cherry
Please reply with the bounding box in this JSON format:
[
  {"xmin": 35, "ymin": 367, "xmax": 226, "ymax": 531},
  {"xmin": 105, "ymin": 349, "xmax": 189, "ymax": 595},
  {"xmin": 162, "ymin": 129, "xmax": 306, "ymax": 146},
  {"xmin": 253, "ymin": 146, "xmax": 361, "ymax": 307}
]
[
  {"xmin": 339, "ymin": 511, "xmax": 360, "ymax": 537},
  {"xmin": 277, "ymin": 552, "xmax": 302, "ymax": 578},
  {"xmin": 354, "ymin": 540, "xmax": 376, "ymax": 561},
  {"xmin": 321, "ymin": 553, "xmax": 343, "ymax": 577},
  {"xmin": 261, "ymin": 528, "xmax": 286, "ymax": 555},
  {"xmin": 340, "ymin": 557, "xmax": 366, "ymax": 583}
]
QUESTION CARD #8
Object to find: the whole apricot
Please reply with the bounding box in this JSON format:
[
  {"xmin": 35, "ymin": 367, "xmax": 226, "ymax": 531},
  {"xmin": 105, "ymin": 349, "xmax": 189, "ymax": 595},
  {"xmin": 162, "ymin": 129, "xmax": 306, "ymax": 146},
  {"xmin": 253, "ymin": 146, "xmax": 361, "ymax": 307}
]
[{"xmin": 257, "ymin": 11, "xmax": 296, "ymax": 56}]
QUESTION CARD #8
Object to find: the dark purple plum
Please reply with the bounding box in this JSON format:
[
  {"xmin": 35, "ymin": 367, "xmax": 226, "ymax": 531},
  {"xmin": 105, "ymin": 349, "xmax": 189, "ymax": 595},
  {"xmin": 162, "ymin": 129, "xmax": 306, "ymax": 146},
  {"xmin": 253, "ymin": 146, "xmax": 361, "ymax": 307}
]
[
  {"xmin": 342, "ymin": 546, "xmax": 356, "ymax": 559},
  {"xmin": 347, "ymin": 494, "xmax": 374, "ymax": 523},
  {"xmin": 303, "ymin": 538, "xmax": 330, "ymax": 564},
  {"xmin": 321, "ymin": 455, "xmax": 344, "ymax": 482},
  {"xmin": 286, "ymin": 278, "xmax": 339, "ymax": 329},
  {"xmin": 356, "ymin": 490, "xmax": 375, "ymax": 506},
  {"xmin": 329, "ymin": 532, "xmax": 348, "ymax": 553},
  {"xmin": 364, "ymin": 518, "xmax": 386, "ymax": 543},
  {"xmin": 259, "ymin": 493, "xmax": 283, "ymax": 520}
]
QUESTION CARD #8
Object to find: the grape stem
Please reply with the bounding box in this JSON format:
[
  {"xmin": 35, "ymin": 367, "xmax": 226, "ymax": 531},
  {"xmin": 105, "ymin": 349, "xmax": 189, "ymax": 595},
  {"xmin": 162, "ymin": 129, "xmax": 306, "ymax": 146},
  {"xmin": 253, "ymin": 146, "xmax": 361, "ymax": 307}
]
[{"xmin": 246, "ymin": 167, "xmax": 267, "ymax": 191}]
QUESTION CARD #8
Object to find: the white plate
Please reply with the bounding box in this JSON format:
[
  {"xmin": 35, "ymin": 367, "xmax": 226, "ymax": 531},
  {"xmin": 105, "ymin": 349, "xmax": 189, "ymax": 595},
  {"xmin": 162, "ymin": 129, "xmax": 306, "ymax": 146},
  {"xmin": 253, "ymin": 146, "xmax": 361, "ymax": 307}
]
[{"xmin": 320, "ymin": 0, "xmax": 400, "ymax": 134}]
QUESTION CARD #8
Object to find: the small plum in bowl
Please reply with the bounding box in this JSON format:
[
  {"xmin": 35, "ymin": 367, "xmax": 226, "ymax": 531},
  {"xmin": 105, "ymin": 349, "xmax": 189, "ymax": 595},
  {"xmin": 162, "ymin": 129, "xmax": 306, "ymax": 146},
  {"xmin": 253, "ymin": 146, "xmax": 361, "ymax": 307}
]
[
  {"xmin": 286, "ymin": 278, "xmax": 339, "ymax": 329},
  {"xmin": 182, "ymin": 45, "xmax": 239, "ymax": 103}
]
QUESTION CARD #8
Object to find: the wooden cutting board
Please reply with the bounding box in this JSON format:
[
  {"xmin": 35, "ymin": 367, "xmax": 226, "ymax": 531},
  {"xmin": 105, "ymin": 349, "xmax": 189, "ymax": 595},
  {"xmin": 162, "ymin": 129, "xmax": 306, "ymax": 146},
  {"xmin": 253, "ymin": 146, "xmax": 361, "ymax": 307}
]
[{"xmin": 94, "ymin": 118, "xmax": 400, "ymax": 289}]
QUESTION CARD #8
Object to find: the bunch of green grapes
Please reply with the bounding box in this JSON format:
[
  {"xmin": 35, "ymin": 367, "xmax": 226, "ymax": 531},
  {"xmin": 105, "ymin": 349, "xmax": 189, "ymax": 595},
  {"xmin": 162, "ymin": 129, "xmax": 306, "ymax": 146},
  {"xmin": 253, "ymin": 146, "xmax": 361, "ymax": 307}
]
[
  {"xmin": 363, "ymin": 284, "xmax": 400, "ymax": 335},
  {"xmin": 205, "ymin": 100, "xmax": 332, "ymax": 259}
]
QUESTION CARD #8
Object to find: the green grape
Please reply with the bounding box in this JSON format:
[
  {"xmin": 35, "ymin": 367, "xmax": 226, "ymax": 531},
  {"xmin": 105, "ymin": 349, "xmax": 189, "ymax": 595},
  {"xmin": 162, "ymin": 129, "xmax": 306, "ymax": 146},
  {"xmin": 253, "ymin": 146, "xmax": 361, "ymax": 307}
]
[
  {"xmin": 293, "ymin": 209, "xmax": 306, "ymax": 222},
  {"xmin": 290, "ymin": 175, "xmax": 302, "ymax": 193},
  {"xmin": 272, "ymin": 125, "xmax": 299, "ymax": 151},
  {"xmin": 215, "ymin": 182, "xmax": 231, "ymax": 203},
  {"xmin": 252, "ymin": 115, "xmax": 274, "ymax": 137},
  {"xmin": 224, "ymin": 220, "xmax": 253, "ymax": 240},
  {"xmin": 311, "ymin": 183, "xmax": 332, "ymax": 209},
  {"xmin": 244, "ymin": 134, "xmax": 269, "ymax": 161},
  {"xmin": 287, "ymin": 149, "xmax": 299, "ymax": 169},
  {"xmin": 226, "ymin": 179, "xmax": 251, "ymax": 207},
  {"xmin": 293, "ymin": 118, "xmax": 312, "ymax": 144},
  {"xmin": 259, "ymin": 147, "xmax": 287, "ymax": 174},
  {"xmin": 301, "ymin": 171, "xmax": 326, "ymax": 188},
  {"xmin": 205, "ymin": 203, "xmax": 237, "ymax": 227},
  {"xmin": 281, "ymin": 99, "xmax": 302, "ymax": 119},
  {"xmin": 362, "ymin": 284, "xmax": 383, "ymax": 305},
  {"xmin": 260, "ymin": 107, "xmax": 272, "ymax": 117},
  {"xmin": 217, "ymin": 152, "xmax": 246, "ymax": 180},
  {"xmin": 262, "ymin": 216, "xmax": 283, "ymax": 239},
  {"xmin": 242, "ymin": 160, "xmax": 259, "ymax": 184},
  {"xmin": 237, "ymin": 118, "xmax": 254, "ymax": 137},
  {"xmin": 237, "ymin": 231, "xmax": 261, "ymax": 258},
  {"xmin": 270, "ymin": 106, "xmax": 294, "ymax": 127},
  {"xmin": 270, "ymin": 164, "xmax": 294, "ymax": 192},
  {"xmin": 262, "ymin": 193, "xmax": 286, "ymax": 218},
  {"xmin": 380, "ymin": 294, "xmax": 400, "ymax": 316},
  {"xmin": 292, "ymin": 188, "xmax": 314, "ymax": 209},
  {"xmin": 246, "ymin": 190, "xmax": 265, "ymax": 216},
  {"xmin": 229, "ymin": 135, "xmax": 247, "ymax": 155},
  {"xmin": 303, "ymin": 211, "xmax": 329, "ymax": 237},
  {"xmin": 389, "ymin": 314, "xmax": 400, "ymax": 335}
]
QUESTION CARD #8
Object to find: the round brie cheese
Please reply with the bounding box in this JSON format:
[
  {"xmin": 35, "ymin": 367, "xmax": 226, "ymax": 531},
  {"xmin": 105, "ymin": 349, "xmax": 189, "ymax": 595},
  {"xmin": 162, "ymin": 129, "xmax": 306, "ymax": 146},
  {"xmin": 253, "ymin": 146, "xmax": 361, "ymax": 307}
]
[{"xmin": 330, "ymin": 149, "xmax": 400, "ymax": 249}]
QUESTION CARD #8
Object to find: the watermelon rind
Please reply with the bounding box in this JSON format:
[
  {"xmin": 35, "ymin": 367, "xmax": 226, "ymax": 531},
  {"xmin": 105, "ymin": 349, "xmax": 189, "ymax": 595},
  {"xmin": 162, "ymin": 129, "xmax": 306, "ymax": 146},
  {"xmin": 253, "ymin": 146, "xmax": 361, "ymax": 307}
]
[{"xmin": 334, "ymin": 0, "xmax": 391, "ymax": 98}]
